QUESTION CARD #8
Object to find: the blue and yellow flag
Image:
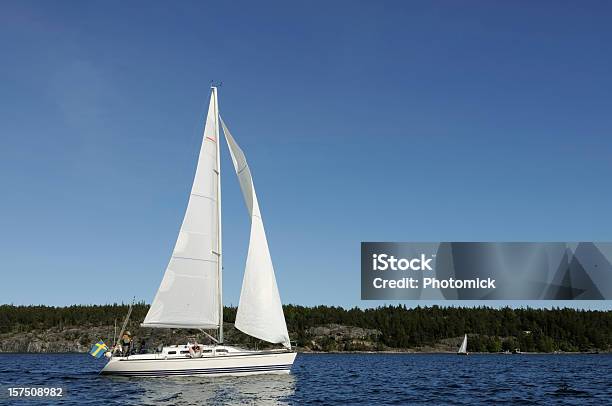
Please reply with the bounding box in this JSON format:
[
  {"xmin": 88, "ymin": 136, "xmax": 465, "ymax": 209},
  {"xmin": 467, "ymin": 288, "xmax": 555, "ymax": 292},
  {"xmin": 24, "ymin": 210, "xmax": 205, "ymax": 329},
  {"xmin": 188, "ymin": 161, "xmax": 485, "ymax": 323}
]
[{"xmin": 89, "ymin": 340, "xmax": 108, "ymax": 358}]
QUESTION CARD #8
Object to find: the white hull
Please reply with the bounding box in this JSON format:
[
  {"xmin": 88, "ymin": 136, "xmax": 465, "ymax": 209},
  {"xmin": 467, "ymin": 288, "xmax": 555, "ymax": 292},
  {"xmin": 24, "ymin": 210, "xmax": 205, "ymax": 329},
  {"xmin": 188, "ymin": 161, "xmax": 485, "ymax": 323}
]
[{"xmin": 100, "ymin": 346, "xmax": 296, "ymax": 377}]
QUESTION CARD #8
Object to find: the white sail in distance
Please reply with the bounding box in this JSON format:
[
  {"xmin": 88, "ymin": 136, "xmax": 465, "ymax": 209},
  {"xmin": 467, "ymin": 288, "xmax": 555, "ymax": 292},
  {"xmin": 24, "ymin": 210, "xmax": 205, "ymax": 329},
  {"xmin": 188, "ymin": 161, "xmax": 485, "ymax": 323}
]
[
  {"xmin": 458, "ymin": 334, "xmax": 468, "ymax": 353},
  {"xmin": 221, "ymin": 118, "xmax": 291, "ymax": 349},
  {"xmin": 142, "ymin": 89, "xmax": 221, "ymax": 329}
]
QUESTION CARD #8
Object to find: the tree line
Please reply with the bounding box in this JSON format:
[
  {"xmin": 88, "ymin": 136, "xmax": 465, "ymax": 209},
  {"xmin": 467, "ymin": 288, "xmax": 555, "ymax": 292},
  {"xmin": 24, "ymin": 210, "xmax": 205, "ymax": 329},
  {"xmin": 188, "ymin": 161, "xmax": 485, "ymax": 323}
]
[{"xmin": 1, "ymin": 304, "xmax": 610, "ymax": 352}]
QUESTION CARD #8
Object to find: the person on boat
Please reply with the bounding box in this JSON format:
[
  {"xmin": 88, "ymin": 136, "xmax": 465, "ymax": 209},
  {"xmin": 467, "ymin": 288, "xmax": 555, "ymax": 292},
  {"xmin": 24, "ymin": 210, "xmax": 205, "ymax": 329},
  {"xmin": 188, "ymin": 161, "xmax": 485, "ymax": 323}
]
[
  {"xmin": 189, "ymin": 342, "xmax": 202, "ymax": 358},
  {"xmin": 121, "ymin": 331, "xmax": 132, "ymax": 356}
]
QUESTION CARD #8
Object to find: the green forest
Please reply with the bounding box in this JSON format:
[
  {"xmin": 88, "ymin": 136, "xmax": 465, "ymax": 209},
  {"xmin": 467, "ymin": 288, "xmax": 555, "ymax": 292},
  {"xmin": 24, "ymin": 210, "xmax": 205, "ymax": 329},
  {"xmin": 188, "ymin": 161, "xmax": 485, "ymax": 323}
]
[{"xmin": 1, "ymin": 304, "xmax": 610, "ymax": 353}]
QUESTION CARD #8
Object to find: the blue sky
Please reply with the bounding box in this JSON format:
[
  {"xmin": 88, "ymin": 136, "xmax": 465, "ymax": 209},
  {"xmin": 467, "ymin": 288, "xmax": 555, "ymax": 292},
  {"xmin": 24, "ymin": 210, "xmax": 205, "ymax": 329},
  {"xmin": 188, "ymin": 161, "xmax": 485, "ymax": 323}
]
[{"xmin": 1, "ymin": 1, "xmax": 611, "ymax": 310}]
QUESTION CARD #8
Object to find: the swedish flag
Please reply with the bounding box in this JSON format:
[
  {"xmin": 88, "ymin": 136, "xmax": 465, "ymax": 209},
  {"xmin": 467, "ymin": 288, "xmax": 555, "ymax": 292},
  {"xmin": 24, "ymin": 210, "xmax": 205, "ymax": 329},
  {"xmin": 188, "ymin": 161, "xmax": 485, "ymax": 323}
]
[{"xmin": 89, "ymin": 340, "xmax": 108, "ymax": 358}]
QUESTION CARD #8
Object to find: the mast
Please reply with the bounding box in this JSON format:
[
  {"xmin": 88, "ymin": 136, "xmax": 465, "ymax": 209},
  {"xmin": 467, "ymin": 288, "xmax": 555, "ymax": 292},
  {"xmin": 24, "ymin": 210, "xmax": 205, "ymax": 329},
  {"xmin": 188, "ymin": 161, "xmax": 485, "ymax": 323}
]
[{"xmin": 212, "ymin": 86, "xmax": 224, "ymax": 344}]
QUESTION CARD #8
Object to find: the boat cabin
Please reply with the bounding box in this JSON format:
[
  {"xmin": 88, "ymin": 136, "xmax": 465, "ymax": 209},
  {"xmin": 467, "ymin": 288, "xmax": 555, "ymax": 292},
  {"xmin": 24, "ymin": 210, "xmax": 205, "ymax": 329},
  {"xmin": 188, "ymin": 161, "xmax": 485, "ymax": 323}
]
[
  {"xmin": 159, "ymin": 344, "xmax": 241, "ymax": 358},
  {"xmin": 112, "ymin": 344, "xmax": 252, "ymax": 361}
]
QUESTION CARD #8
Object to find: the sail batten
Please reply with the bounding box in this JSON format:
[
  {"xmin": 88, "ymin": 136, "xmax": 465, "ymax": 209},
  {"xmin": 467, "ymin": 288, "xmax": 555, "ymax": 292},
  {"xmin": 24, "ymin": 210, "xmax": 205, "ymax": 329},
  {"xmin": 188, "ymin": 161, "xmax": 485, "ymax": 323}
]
[
  {"xmin": 142, "ymin": 90, "xmax": 221, "ymax": 330},
  {"xmin": 221, "ymin": 118, "xmax": 291, "ymax": 349}
]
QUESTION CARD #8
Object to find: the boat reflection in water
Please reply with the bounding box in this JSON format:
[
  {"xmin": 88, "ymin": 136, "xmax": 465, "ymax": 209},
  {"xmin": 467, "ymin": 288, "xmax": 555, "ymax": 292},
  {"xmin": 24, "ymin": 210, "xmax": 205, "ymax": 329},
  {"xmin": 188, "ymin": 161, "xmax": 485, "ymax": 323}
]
[{"xmin": 120, "ymin": 373, "xmax": 296, "ymax": 405}]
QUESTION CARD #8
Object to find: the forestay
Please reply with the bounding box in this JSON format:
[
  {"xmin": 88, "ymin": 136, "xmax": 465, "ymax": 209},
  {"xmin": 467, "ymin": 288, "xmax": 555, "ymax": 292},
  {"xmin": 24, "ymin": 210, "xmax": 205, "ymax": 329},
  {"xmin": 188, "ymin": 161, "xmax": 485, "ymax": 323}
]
[
  {"xmin": 142, "ymin": 90, "xmax": 221, "ymax": 329},
  {"xmin": 221, "ymin": 118, "xmax": 291, "ymax": 348}
]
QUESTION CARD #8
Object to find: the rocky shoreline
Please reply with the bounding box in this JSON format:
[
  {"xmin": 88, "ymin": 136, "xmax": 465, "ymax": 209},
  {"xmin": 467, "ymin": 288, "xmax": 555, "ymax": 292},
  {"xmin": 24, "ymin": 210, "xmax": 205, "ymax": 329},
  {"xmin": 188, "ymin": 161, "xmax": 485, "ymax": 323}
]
[{"xmin": 3, "ymin": 323, "xmax": 606, "ymax": 354}]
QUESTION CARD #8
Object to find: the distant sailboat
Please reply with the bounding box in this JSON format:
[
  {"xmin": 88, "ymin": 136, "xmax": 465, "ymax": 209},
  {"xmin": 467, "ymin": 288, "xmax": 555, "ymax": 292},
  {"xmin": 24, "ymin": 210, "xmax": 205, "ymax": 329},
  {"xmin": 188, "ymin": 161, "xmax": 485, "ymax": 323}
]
[
  {"xmin": 100, "ymin": 87, "xmax": 296, "ymax": 377},
  {"xmin": 457, "ymin": 334, "xmax": 468, "ymax": 355}
]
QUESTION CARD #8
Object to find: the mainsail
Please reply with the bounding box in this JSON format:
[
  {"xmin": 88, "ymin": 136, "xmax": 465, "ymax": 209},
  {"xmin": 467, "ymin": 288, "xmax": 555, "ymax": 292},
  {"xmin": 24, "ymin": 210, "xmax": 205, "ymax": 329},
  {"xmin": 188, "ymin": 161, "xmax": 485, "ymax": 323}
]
[
  {"xmin": 142, "ymin": 89, "xmax": 221, "ymax": 329},
  {"xmin": 221, "ymin": 118, "xmax": 291, "ymax": 348}
]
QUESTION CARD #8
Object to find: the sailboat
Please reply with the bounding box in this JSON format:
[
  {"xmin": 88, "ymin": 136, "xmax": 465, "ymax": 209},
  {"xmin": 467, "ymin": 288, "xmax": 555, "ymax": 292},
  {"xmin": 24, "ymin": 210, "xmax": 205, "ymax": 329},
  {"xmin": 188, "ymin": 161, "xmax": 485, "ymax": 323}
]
[
  {"xmin": 457, "ymin": 334, "xmax": 468, "ymax": 355},
  {"xmin": 101, "ymin": 87, "xmax": 296, "ymax": 377}
]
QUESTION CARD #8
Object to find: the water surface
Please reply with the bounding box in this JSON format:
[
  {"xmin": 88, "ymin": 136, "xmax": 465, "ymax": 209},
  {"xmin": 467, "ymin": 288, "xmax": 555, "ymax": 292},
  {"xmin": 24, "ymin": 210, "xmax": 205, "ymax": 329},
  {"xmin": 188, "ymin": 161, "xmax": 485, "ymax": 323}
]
[{"xmin": 1, "ymin": 353, "xmax": 610, "ymax": 405}]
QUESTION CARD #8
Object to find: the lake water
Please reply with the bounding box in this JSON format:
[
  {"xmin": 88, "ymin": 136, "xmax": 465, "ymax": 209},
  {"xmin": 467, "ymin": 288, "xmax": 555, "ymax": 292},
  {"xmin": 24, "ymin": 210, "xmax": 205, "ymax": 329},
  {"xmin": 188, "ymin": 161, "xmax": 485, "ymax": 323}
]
[{"xmin": 0, "ymin": 353, "xmax": 610, "ymax": 405}]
